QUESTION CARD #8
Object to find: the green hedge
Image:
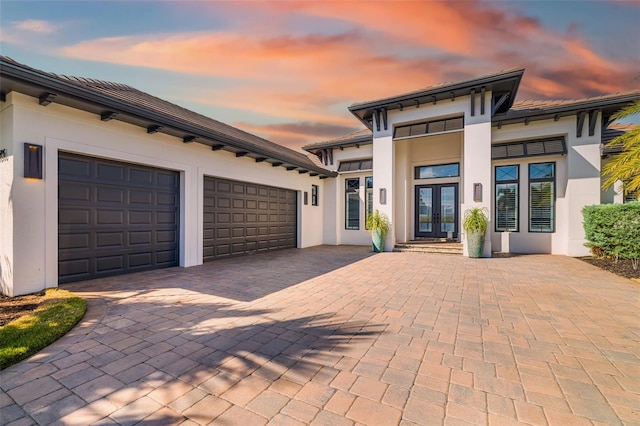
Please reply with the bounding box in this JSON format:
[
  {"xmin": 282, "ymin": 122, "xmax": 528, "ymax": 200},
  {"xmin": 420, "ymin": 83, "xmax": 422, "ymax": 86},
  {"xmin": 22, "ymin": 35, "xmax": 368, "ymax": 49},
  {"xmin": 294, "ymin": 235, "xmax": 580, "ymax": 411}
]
[{"xmin": 582, "ymin": 202, "xmax": 640, "ymax": 263}]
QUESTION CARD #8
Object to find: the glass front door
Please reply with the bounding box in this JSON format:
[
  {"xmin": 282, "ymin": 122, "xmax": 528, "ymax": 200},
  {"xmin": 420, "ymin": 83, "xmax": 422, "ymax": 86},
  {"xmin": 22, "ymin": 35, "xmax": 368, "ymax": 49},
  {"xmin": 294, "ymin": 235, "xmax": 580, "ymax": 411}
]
[{"xmin": 415, "ymin": 184, "xmax": 458, "ymax": 239}]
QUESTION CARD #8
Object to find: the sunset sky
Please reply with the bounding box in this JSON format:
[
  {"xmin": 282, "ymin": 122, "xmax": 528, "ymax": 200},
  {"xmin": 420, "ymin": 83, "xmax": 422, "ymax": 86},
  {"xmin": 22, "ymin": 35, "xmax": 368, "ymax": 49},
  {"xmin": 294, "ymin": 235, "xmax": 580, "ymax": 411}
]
[{"xmin": 1, "ymin": 1, "xmax": 639, "ymax": 150}]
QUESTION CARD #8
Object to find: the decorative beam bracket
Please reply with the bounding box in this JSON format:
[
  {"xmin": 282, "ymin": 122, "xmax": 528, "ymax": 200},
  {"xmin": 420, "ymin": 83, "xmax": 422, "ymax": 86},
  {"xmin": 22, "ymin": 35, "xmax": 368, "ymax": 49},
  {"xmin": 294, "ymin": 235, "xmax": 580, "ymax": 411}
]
[
  {"xmin": 576, "ymin": 111, "xmax": 587, "ymax": 138},
  {"xmin": 100, "ymin": 111, "xmax": 118, "ymax": 121},
  {"xmin": 39, "ymin": 92, "xmax": 57, "ymax": 106},
  {"xmin": 147, "ymin": 125, "xmax": 163, "ymax": 134},
  {"xmin": 588, "ymin": 110, "xmax": 598, "ymax": 136}
]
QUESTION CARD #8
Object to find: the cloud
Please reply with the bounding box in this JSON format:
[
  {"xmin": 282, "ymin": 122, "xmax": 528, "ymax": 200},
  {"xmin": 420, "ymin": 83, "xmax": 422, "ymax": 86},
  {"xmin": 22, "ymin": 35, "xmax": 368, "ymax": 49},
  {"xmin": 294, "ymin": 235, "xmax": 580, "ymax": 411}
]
[
  {"xmin": 52, "ymin": 0, "xmax": 638, "ymax": 147},
  {"xmin": 12, "ymin": 19, "xmax": 58, "ymax": 34},
  {"xmin": 233, "ymin": 121, "xmax": 361, "ymax": 149}
]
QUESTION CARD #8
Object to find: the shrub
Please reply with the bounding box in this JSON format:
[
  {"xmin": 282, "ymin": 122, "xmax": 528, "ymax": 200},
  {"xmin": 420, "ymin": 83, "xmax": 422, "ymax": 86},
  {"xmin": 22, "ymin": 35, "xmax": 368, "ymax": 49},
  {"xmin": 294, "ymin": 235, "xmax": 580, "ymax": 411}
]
[{"xmin": 582, "ymin": 202, "xmax": 640, "ymax": 269}]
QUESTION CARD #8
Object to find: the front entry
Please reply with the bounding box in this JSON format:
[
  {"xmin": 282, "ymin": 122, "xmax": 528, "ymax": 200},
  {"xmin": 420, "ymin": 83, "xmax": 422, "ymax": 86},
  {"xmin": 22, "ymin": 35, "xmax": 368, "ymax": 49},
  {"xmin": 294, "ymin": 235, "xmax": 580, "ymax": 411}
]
[{"xmin": 415, "ymin": 184, "xmax": 458, "ymax": 239}]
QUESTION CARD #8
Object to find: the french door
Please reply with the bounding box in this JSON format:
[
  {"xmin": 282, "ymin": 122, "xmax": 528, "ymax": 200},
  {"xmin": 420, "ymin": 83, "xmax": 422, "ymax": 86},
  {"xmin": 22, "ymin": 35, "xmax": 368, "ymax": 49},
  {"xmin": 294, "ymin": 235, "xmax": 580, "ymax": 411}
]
[{"xmin": 415, "ymin": 184, "xmax": 458, "ymax": 239}]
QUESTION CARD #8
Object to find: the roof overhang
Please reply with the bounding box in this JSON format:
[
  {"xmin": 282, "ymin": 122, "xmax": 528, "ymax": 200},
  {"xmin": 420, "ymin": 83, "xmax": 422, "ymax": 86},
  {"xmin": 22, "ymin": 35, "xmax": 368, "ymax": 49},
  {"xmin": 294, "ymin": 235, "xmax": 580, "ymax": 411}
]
[
  {"xmin": 303, "ymin": 133, "xmax": 373, "ymax": 152},
  {"xmin": 0, "ymin": 59, "xmax": 336, "ymax": 178},
  {"xmin": 348, "ymin": 69, "xmax": 524, "ymax": 129},
  {"xmin": 493, "ymin": 93, "xmax": 640, "ymax": 128}
]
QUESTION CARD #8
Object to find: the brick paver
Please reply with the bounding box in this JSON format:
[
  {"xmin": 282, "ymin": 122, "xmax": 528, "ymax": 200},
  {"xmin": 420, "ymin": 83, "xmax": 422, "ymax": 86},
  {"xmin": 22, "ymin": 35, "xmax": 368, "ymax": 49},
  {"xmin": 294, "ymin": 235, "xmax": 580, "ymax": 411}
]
[{"xmin": 1, "ymin": 246, "xmax": 638, "ymax": 425}]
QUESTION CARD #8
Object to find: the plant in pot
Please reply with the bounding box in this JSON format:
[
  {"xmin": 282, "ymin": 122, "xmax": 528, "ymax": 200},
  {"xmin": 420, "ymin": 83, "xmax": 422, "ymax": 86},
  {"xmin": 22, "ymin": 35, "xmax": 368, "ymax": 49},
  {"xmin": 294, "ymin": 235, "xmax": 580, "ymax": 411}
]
[
  {"xmin": 463, "ymin": 207, "xmax": 489, "ymax": 258},
  {"xmin": 366, "ymin": 210, "xmax": 390, "ymax": 252}
]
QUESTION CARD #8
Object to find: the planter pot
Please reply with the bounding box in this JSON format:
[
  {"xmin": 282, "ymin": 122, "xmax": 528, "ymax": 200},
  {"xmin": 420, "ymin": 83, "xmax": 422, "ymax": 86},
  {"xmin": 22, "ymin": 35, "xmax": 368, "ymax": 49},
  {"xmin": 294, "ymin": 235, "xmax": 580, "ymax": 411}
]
[
  {"xmin": 372, "ymin": 229, "xmax": 385, "ymax": 252},
  {"xmin": 466, "ymin": 230, "xmax": 485, "ymax": 258}
]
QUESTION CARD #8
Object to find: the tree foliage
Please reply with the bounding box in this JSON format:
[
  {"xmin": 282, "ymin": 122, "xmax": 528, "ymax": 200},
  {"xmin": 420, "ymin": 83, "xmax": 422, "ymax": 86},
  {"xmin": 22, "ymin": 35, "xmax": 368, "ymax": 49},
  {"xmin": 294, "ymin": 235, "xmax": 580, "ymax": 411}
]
[{"xmin": 601, "ymin": 101, "xmax": 640, "ymax": 195}]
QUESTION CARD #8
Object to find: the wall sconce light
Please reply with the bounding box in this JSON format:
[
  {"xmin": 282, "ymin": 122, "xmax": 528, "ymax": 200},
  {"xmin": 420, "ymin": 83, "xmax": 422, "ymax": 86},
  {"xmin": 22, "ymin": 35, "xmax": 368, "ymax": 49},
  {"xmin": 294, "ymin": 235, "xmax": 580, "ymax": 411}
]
[
  {"xmin": 473, "ymin": 183, "xmax": 482, "ymax": 202},
  {"xmin": 24, "ymin": 143, "xmax": 43, "ymax": 179},
  {"xmin": 38, "ymin": 92, "xmax": 57, "ymax": 106},
  {"xmin": 380, "ymin": 188, "xmax": 387, "ymax": 205}
]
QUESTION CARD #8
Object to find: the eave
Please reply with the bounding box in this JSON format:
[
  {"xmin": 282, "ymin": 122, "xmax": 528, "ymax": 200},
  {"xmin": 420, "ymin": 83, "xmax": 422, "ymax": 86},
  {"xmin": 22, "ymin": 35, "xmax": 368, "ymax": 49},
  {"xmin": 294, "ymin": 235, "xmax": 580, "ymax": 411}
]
[
  {"xmin": 348, "ymin": 69, "xmax": 524, "ymax": 129},
  {"xmin": 0, "ymin": 59, "xmax": 336, "ymax": 179}
]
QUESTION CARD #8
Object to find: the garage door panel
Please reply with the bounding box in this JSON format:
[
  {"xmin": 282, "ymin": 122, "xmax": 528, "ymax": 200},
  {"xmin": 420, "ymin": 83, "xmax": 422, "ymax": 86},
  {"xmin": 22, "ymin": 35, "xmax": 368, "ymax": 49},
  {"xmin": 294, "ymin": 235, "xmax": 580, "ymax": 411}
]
[
  {"xmin": 60, "ymin": 208, "xmax": 90, "ymax": 225},
  {"xmin": 59, "ymin": 233, "xmax": 90, "ymax": 250},
  {"xmin": 58, "ymin": 152, "xmax": 179, "ymax": 283},
  {"xmin": 97, "ymin": 232, "xmax": 124, "ymax": 247},
  {"xmin": 203, "ymin": 176, "xmax": 296, "ymax": 262},
  {"xmin": 130, "ymin": 189, "xmax": 153, "ymax": 204}
]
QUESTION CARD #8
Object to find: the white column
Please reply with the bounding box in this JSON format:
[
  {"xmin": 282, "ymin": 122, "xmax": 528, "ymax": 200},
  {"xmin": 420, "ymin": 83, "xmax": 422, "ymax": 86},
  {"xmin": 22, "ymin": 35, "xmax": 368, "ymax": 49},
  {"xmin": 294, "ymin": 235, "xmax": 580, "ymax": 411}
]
[
  {"xmin": 462, "ymin": 112, "xmax": 492, "ymax": 257},
  {"xmin": 373, "ymin": 134, "xmax": 395, "ymax": 250},
  {"xmin": 566, "ymin": 112, "xmax": 602, "ymax": 256}
]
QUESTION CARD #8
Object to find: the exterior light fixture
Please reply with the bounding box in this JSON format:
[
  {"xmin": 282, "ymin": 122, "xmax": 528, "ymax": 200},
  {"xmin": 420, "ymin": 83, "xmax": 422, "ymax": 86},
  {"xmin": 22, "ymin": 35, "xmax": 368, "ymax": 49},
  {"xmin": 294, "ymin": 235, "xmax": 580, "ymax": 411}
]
[
  {"xmin": 473, "ymin": 183, "xmax": 483, "ymax": 202},
  {"xmin": 380, "ymin": 188, "xmax": 387, "ymax": 205},
  {"xmin": 24, "ymin": 143, "xmax": 43, "ymax": 179}
]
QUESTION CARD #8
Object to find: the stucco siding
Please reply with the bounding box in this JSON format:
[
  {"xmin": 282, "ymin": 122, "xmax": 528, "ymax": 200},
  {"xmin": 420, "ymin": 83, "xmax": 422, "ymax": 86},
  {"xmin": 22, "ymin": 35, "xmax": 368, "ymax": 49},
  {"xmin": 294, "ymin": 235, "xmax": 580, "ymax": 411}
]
[{"xmin": 2, "ymin": 92, "xmax": 325, "ymax": 295}]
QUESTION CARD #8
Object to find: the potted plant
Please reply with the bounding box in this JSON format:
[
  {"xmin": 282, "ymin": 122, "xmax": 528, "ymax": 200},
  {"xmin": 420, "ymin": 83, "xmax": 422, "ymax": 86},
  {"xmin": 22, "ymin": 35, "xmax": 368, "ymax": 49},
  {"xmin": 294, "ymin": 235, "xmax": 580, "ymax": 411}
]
[
  {"xmin": 463, "ymin": 207, "xmax": 489, "ymax": 258},
  {"xmin": 366, "ymin": 210, "xmax": 390, "ymax": 252}
]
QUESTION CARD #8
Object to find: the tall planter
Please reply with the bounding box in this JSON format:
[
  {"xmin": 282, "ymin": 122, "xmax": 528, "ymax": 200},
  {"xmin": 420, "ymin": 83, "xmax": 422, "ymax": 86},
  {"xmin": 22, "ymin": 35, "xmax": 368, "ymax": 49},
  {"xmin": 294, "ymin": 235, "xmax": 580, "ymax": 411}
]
[
  {"xmin": 372, "ymin": 228, "xmax": 385, "ymax": 252},
  {"xmin": 466, "ymin": 230, "xmax": 485, "ymax": 258},
  {"xmin": 367, "ymin": 210, "xmax": 390, "ymax": 253},
  {"xmin": 463, "ymin": 207, "xmax": 489, "ymax": 258}
]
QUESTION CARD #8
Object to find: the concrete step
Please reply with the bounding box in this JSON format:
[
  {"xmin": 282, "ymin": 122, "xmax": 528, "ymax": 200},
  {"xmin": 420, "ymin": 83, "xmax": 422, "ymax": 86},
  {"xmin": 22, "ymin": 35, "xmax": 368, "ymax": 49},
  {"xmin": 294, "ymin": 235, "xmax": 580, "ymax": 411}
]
[{"xmin": 393, "ymin": 243, "xmax": 463, "ymax": 255}]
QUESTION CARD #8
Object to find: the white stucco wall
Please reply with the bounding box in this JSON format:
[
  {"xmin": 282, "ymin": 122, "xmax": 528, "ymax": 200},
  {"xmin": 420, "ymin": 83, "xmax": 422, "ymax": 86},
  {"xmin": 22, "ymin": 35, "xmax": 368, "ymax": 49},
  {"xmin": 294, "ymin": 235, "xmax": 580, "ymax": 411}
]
[
  {"xmin": 1, "ymin": 92, "xmax": 326, "ymax": 296},
  {"xmin": 490, "ymin": 114, "xmax": 601, "ymax": 256}
]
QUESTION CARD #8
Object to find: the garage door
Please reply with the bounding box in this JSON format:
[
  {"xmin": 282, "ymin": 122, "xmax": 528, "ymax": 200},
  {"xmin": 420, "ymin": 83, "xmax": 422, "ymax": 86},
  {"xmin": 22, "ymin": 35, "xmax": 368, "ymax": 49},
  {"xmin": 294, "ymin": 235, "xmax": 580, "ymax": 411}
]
[
  {"xmin": 203, "ymin": 176, "xmax": 296, "ymax": 261},
  {"xmin": 58, "ymin": 152, "xmax": 179, "ymax": 283}
]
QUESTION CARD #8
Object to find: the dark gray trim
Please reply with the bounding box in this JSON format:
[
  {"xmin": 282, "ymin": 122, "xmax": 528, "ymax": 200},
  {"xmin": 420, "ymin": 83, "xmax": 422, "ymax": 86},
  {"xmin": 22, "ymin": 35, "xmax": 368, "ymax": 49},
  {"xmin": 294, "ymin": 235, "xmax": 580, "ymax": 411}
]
[
  {"xmin": 303, "ymin": 133, "xmax": 373, "ymax": 151},
  {"xmin": 491, "ymin": 137, "xmax": 566, "ymax": 160}
]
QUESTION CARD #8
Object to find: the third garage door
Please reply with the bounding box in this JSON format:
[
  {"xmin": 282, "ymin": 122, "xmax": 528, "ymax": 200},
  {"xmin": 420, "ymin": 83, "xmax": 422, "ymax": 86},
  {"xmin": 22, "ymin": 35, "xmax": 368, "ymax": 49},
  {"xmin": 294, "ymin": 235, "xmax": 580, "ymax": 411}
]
[{"xmin": 203, "ymin": 176, "xmax": 297, "ymax": 261}]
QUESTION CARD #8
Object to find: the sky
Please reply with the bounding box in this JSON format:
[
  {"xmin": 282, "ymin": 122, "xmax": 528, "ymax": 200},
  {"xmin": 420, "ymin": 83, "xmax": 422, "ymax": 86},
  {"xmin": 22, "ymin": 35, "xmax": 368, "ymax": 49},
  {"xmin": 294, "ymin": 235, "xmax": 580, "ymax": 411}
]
[{"xmin": 1, "ymin": 1, "xmax": 639, "ymax": 151}]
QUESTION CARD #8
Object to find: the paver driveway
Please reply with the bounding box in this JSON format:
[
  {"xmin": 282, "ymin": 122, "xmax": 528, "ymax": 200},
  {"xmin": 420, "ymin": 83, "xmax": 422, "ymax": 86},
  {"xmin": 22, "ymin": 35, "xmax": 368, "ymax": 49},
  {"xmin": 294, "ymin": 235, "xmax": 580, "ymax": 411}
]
[{"xmin": 1, "ymin": 246, "xmax": 639, "ymax": 425}]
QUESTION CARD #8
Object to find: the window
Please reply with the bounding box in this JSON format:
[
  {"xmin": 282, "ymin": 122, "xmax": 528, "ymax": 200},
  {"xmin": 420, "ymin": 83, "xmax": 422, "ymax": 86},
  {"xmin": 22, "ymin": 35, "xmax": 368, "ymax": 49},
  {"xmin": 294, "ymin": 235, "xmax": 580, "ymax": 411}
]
[
  {"xmin": 338, "ymin": 158, "xmax": 373, "ymax": 172},
  {"xmin": 495, "ymin": 165, "xmax": 519, "ymax": 232},
  {"xmin": 394, "ymin": 117, "xmax": 464, "ymax": 139},
  {"xmin": 365, "ymin": 177, "xmax": 373, "ymax": 228},
  {"xmin": 415, "ymin": 163, "xmax": 459, "ymax": 179},
  {"xmin": 492, "ymin": 137, "xmax": 566, "ymax": 160},
  {"xmin": 529, "ymin": 162, "xmax": 555, "ymax": 232},
  {"xmin": 345, "ymin": 178, "xmax": 360, "ymax": 230},
  {"xmin": 311, "ymin": 185, "xmax": 319, "ymax": 206}
]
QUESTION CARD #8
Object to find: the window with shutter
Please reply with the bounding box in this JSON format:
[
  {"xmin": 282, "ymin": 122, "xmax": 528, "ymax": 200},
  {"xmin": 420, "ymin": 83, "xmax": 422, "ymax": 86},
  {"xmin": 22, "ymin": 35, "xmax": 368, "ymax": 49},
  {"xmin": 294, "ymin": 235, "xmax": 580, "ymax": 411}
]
[
  {"xmin": 495, "ymin": 165, "xmax": 519, "ymax": 232},
  {"xmin": 529, "ymin": 163, "xmax": 555, "ymax": 232}
]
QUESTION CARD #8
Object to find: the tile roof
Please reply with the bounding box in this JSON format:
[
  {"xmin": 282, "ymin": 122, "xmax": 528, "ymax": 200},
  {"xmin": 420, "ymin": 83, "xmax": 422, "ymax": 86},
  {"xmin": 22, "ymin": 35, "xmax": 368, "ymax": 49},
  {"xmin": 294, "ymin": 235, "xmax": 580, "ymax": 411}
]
[
  {"xmin": 510, "ymin": 91, "xmax": 640, "ymax": 112},
  {"xmin": 350, "ymin": 68, "xmax": 524, "ymax": 108},
  {"xmin": 0, "ymin": 56, "xmax": 333, "ymax": 177},
  {"xmin": 303, "ymin": 128, "xmax": 372, "ymax": 151}
]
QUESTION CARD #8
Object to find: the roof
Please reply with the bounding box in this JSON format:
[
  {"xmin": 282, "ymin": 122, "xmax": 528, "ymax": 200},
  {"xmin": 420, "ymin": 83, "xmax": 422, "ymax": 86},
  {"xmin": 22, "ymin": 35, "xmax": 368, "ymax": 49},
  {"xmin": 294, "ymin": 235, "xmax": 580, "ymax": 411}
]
[
  {"xmin": 602, "ymin": 123, "xmax": 638, "ymax": 156},
  {"xmin": 348, "ymin": 68, "xmax": 524, "ymax": 129},
  {"xmin": 495, "ymin": 90, "xmax": 640, "ymax": 127},
  {"xmin": 0, "ymin": 56, "xmax": 335, "ymax": 178},
  {"xmin": 303, "ymin": 128, "xmax": 373, "ymax": 151}
]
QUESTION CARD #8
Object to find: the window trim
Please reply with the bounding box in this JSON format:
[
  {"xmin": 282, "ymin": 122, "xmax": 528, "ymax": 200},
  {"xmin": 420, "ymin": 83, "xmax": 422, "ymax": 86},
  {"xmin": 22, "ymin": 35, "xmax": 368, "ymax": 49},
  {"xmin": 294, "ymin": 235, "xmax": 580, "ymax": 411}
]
[
  {"xmin": 311, "ymin": 184, "xmax": 319, "ymax": 206},
  {"xmin": 345, "ymin": 177, "xmax": 360, "ymax": 230},
  {"xmin": 494, "ymin": 165, "xmax": 519, "ymax": 232},
  {"xmin": 528, "ymin": 162, "xmax": 556, "ymax": 233}
]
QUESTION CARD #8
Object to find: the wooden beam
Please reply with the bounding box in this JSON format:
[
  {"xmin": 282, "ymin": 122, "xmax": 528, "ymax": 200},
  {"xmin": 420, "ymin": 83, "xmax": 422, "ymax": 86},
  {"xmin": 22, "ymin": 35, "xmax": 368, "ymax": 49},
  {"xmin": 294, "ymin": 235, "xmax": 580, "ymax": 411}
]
[
  {"xmin": 183, "ymin": 136, "xmax": 197, "ymax": 143},
  {"xmin": 147, "ymin": 125, "xmax": 163, "ymax": 134},
  {"xmin": 588, "ymin": 110, "xmax": 598, "ymax": 136},
  {"xmin": 100, "ymin": 111, "xmax": 118, "ymax": 121},
  {"xmin": 286, "ymin": 166, "xmax": 296, "ymax": 171},
  {"xmin": 381, "ymin": 107, "xmax": 388, "ymax": 130},
  {"xmin": 211, "ymin": 144, "xmax": 224, "ymax": 150},
  {"xmin": 374, "ymin": 109, "xmax": 381, "ymax": 132},
  {"xmin": 298, "ymin": 170, "xmax": 308, "ymax": 174},
  {"xmin": 38, "ymin": 92, "xmax": 56, "ymax": 106},
  {"xmin": 235, "ymin": 151, "xmax": 248, "ymax": 157},
  {"xmin": 255, "ymin": 157, "xmax": 267, "ymax": 162},
  {"xmin": 576, "ymin": 111, "xmax": 586, "ymax": 138},
  {"xmin": 480, "ymin": 87, "xmax": 486, "ymax": 115},
  {"xmin": 470, "ymin": 89, "xmax": 476, "ymax": 117},
  {"xmin": 272, "ymin": 162, "xmax": 283, "ymax": 167}
]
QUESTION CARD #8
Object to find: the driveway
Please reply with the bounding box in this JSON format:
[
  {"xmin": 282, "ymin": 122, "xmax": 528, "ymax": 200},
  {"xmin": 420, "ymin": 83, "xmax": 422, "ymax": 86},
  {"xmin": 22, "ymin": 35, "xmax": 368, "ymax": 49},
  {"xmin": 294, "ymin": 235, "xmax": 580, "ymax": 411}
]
[{"xmin": 1, "ymin": 246, "xmax": 638, "ymax": 425}]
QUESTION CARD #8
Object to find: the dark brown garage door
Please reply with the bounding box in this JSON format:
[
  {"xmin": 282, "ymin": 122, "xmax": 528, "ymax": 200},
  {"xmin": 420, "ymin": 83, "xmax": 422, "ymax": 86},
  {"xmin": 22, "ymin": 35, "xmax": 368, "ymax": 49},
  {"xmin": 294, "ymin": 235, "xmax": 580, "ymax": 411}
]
[
  {"xmin": 58, "ymin": 152, "xmax": 179, "ymax": 283},
  {"xmin": 203, "ymin": 176, "xmax": 296, "ymax": 261}
]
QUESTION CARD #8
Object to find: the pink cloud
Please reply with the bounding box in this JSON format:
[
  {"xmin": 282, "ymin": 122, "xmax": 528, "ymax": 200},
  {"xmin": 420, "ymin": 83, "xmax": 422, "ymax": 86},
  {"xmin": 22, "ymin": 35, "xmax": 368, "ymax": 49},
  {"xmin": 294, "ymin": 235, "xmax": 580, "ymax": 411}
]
[{"xmin": 55, "ymin": 1, "xmax": 638, "ymax": 147}]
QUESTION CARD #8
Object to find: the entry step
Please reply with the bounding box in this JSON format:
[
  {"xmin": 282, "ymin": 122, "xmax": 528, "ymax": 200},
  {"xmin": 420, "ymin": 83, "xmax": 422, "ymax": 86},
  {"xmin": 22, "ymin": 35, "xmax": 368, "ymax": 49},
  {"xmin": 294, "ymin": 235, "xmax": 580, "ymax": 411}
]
[{"xmin": 393, "ymin": 242, "xmax": 463, "ymax": 255}]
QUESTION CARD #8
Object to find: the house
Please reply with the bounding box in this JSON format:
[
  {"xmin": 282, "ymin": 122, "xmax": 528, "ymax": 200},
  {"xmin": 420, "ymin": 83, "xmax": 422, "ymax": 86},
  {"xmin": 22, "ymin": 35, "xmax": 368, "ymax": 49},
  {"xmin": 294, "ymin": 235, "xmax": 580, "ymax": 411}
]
[
  {"xmin": 1, "ymin": 58, "xmax": 637, "ymax": 296},
  {"xmin": 304, "ymin": 69, "xmax": 639, "ymax": 257}
]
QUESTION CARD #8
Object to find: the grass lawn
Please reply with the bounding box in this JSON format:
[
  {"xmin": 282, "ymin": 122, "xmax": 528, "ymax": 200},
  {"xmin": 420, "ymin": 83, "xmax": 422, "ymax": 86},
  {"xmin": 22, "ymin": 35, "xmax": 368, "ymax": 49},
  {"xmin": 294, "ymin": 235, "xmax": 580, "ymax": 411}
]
[{"xmin": 0, "ymin": 289, "xmax": 86, "ymax": 370}]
